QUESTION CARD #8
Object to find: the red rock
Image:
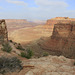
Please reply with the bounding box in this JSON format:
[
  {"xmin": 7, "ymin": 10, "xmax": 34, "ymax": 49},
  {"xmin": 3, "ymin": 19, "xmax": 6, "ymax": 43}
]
[
  {"xmin": 39, "ymin": 22, "xmax": 75, "ymax": 58},
  {"xmin": 27, "ymin": 17, "xmax": 75, "ymax": 58},
  {"xmin": 0, "ymin": 20, "xmax": 8, "ymax": 43}
]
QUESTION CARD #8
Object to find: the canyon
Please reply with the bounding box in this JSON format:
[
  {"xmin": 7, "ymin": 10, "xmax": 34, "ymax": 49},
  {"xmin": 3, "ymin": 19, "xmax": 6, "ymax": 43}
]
[
  {"xmin": 9, "ymin": 25, "xmax": 52, "ymax": 44},
  {"xmin": 1, "ymin": 17, "xmax": 75, "ymax": 58},
  {"xmin": 0, "ymin": 18, "xmax": 75, "ymax": 75},
  {"xmin": 5, "ymin": 19, "xmax": 47, "ymax": 44},
  {"xmin": 24, "ymin": 17, "xmax": 75, "ymax": 58},
  {"xmin": 5, "ymin": 19, "xmax": 39, "ymax": 33},
  {"xmin": 9, "ymin": 17, "xmax": 75, "ymax": 44}
]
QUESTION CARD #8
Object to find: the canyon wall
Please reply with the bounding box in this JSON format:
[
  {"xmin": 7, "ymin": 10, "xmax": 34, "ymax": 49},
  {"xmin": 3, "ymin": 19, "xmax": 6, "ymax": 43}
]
[
  {"xmin": 39, "ymin": 22, "xmax": 75, "ymax": 58},
  {"xmin": 5, "ymin": 19, "xmax": 38, "ymax": 32},
  {"xmin": 46, "ymin": 17, "xmax": 75, "ymax": 25},
  {"xmin": 27, "ymin": 17, "xmax": 75, "ymax": 58},
  {"xmin": 45, "ymin": 17, "xmax": 75, "ymax": 36},
  {"xmin": 0, "ymin": 20, "xmax": 8, "ymax": 43}
]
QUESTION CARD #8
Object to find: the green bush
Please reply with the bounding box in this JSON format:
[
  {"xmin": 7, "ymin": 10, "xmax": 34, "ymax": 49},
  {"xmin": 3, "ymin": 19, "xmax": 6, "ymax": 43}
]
[
  {"xmin": 74, "ymin": 62, "xmax": 75, "ymax": 65},
  {"xmin": 9, "ymin": 40, "xmax": 13, "ymax": 43},
  {"xmin": 16, "ymin": 44, "xmax": 25, "ymax": 51},
  {"xmin": 43, "ymin": 52, "xmax": 49, "ymax": 57},
  {"xmin": 1, "ymin": 42, "xmax": 12, "ymax": 53},
  {"xmin": 20, "ymin": 52, "xmax": 26, "ymax": 57},
  {"xmin": 0, "ymin": 57, "xmax": 22, "ymax": 74},
  {"xmin": 13, "ymin": 42, "xmax": 17, "ymax": 45},
  {"xmin": 26, "ymin": 49, "xmax": 33, "ymax": 59},
  {"xmin": 20, "ymin": 48, "xmax": 33, "ymax": 59}
]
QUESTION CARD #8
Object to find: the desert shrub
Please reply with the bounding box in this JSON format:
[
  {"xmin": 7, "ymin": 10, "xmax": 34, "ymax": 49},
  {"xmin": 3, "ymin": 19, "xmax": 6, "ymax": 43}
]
[
  {"xmin": 13, "ymin": 42, "xmax": 17, "ymax": 45},
  {"xmin": 16, "ymin": 44, "xmax": 25, "ymax": 51},
  {"xmin": 20, "ymin": 52, "xmax": 26, "ymax": 57},
  {"xmin": 9, "ymin": 40, "xmax": 13, "ymax": 43},
  {"xmin": 0, "ymin": 57, "xmax": 22, "ymax": 74},
  {"xmin": 20, "ymin": 48, "xmax": 33, "ymax": 59},
  {"xmin": 26, "ymin": 49, "xmax": 33, "ymax": 59},
  {"xmin": 74, "ymin": 62, "xmax": 75, "ymax": 65},
  {"xmin": 1, "ymin": 42, "xmax": 12, "ymax": 53},
  {"xmin": 43, "ymin": 52, "xmax": 49, "ymax": 57}
]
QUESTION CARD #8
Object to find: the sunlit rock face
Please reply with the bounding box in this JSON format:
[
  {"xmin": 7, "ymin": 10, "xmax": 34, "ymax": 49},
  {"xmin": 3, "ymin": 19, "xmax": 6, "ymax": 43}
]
[
  {"xmin": 39, "ymin": 22, "xmax": 75, "ymax": 58},
  {"xmin": 46, "ymin": 17, "xmax": 75, "ymax": 25},
  {"xmin": 27, "ymin": 18, "xmax": 75, "ymax": 58},
  {"xmin": 0, "ymin": 20, "xmax": 8, "ymax": 43},
  {"xmin": 24, "ymin": 55, "xmax": 75, "ymax": 75},
  {"xmin": 45, "ymin": 17, "xmax": 75, "ymax": 38}
]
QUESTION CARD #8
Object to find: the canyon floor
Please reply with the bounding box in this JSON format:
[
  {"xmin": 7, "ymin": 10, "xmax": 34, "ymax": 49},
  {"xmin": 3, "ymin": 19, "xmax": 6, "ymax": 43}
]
[{"xmin": 8, "ymin": 25, "xmax": 53, "ymax": 44}]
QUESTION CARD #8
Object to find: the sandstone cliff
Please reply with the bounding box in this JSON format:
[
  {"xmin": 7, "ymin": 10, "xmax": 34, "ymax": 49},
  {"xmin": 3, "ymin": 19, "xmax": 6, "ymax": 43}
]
[
  {"xmin": 46, "ymin": 17, "xmax": 75, "ymax": 25},
  {"xmin": 36, "ymin": 22, "xmax": 75, "ymax": 58},
  {"xmin": 45, "ymin": 17, "xmax": 75, "ymax": 37},
  {"xmin": 0, "ymin": 20, "xmax": 8, "ymax": 43},
  {"xmin": 26, "ymin": 17, "xmax": 75, "ymax": 58}
]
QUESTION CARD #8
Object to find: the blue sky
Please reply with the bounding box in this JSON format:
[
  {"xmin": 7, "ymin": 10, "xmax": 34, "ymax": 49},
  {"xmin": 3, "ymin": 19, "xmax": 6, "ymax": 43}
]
[{"xmin": 0, "ymin": 0, "xmax": 75, "ymax": 21}]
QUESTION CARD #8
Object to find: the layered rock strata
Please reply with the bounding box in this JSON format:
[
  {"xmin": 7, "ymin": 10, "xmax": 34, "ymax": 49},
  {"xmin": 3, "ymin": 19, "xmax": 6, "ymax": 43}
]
[
  {"xmin": 39, "ymin": 22, "xmax": 75, "ymax": 58},
  {"xmin": 0, "ymin": 20, "xmax": 8, "ymax": 43},
  {"xmin": 46, "ymin": 17, "xmax": 75, "ymax": 25},
  {"xmin": 27, "ymin": 18, "xmax": 75, "ymax": 58}
]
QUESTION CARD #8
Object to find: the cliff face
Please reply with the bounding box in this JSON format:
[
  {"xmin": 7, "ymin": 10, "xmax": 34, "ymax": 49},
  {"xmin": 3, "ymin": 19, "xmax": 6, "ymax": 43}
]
[
  {"xmin": 0, "ymin": 20, "xmax": 8, "ymax": 43},
  {"xmin": 39, "ymin": 22, "xmax": 75, "ymax": 58},
  {"xmin": 46, "ymin": 17, "xmax": 75, "ymax": 25},
  {"xmin": 52, "ymin": 23, "xmax": 73, "ymax": 38},
  {"xmin": 45, "ymin": 17, "xmax": 75, "ymax": 36},
  {"xmin": 27, "ymin": 18, "xmax": 75, "ymax": 58}
]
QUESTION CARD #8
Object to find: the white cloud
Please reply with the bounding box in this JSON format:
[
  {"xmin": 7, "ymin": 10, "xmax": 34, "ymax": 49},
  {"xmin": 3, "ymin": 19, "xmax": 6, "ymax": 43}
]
[
  {"xmin": 6, "ymin": 0, "xmax": 27, "ymax": 6},
  {"xmin": 35, "ymin": 0, "xmax": 68, "ymax": 7},
  {"xmin": 25, "ymin": 0, "xmax": 69, "ymax": 20},
  {"xmin": 0, "ymin": 0, "xmax": 75, "ymax": 20}
]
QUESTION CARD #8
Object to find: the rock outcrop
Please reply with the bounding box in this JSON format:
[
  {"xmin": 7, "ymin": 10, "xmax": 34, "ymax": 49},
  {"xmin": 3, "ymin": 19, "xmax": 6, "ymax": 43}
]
[
  {"xmin": 45, "ymin": 17, "xmax": 75, "ymax": 37},
  {"xmin": 26, "ymin": 17, "xmax": 75, "ymax": 58},
  {"xmin": 1, "ymin": 55, "xmax": 75, "ymax": 75},
  {"xmin": 46, "ymin": 17, "xmax": 75, "ymax": 25},
  {"xmin": 0, "ymin": 20, "xmax": 8, "ymax": 43},
  {"xmin": 38, "ymin": 22, "xmax": 75, "ymax": 58},
  {"xmin": 24, "ymin": 55, "xmax": 75, "ymax": 75}
]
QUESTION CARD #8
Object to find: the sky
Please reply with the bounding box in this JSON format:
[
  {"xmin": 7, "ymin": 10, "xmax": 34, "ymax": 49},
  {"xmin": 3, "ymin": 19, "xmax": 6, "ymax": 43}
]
[{"xmin": 0, "ymin": 0, "xmax": 75, "ymax": 21}]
